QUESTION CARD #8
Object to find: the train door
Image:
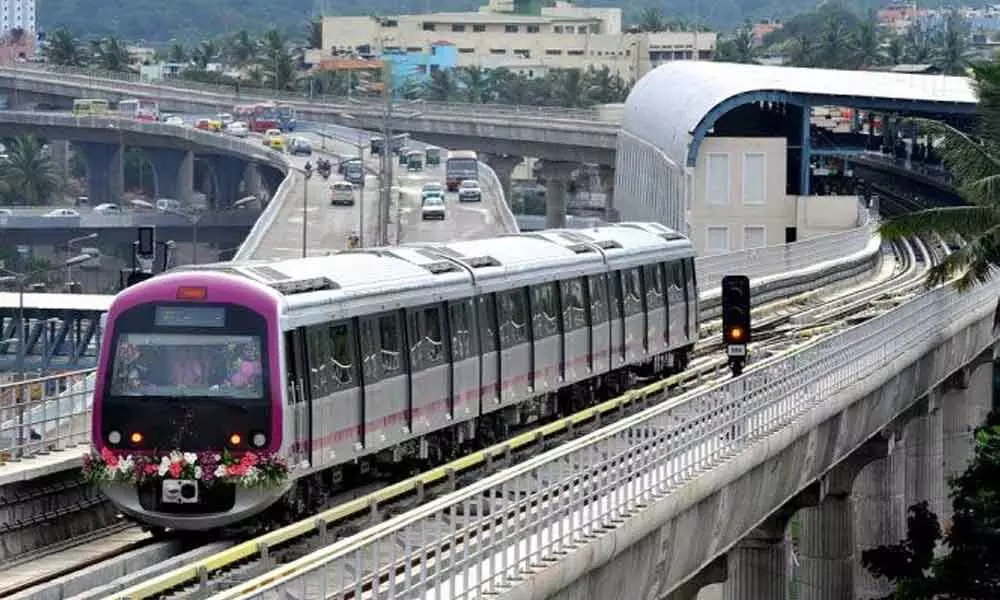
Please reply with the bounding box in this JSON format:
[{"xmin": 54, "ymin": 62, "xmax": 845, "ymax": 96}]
[
  {"xmin": 478, "ymin": 294, "xmax": 502, "ymax": 414},
  {"xmin": 449, "ymin": 298, "xmax": 479, "ymax": 421},
  {"xmin": 608, "ymin": 271, "xmax": 626, "ymax": 368},
  {"xmin": 283, "ymin": 329, "xmax": 312, "ymax": 466}
]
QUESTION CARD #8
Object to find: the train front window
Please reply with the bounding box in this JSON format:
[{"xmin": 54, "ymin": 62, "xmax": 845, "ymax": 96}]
[{"xmin": 111, "ymin": 333, "xmax": 264, "ymax": 398}]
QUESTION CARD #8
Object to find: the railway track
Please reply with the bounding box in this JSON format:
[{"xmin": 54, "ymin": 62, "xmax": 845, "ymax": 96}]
[
  {"xmin": 62, "ymin": 236, "xmax": 924, "ymax": 600},
  {"xmin": 198, "ymin": 236, "xmax": 937, "ymax": 600},
  {"xmin": 4, "ymin": 236, "xmax": 918, "ymax": 600}
]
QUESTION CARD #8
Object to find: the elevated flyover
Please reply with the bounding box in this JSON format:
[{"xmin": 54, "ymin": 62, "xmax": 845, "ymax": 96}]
[{"xmin": 0, "ymin": 64, "xmax": 618, "ymax": 164}]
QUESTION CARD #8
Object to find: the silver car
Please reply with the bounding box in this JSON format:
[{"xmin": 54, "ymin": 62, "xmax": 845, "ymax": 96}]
[{"xmin": 458, "ymin": 179, "xmax": 482, "ymax": 202}]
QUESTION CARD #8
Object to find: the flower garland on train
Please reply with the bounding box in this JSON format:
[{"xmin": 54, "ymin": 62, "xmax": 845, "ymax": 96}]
[{"xmin": 82, "ymin": 448, "xmax": 290, "ymax": 488}]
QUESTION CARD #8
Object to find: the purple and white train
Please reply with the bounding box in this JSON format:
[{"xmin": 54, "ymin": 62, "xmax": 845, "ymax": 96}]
[{"xmin": 92, "ymin": 223, "xmax": 698, "ymax": 531}]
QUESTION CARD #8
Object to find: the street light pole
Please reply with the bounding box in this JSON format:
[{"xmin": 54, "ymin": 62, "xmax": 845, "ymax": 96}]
[
  {"xmin": 190, "ymin": 212, "xmax": 201, "ymax": 265},
  {"xmin": 358, "ymin": 136, "xmax": 366, "ymax": 247},
  {"xmin": 65, "ymin": 232, "xmax": 98, "ymax": 290},
  {"xmin": 380, "ymin": 56, "xmax": 394, "ymax": 246}
]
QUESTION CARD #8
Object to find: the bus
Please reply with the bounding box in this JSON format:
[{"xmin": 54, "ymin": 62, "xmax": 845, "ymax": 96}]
[
  {"xmin": 235, "ymin": 102, "xmax": 297, "ymax": 133},
  {"xmin": 445, "ymin": 150, "xmax": 479, "ymax": 191},
  {"xmin": 72, "ymin": 98, "xmax": 110, "ymax": 116},
  {"xmin": 117, "ymin": 98, "xmax": 159, "ymax": 121}
]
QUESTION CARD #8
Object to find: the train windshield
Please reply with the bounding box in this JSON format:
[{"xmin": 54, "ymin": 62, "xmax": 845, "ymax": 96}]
[{"xmin": 110, "ymin": 333, "xmax": 264, "ymax": 398}]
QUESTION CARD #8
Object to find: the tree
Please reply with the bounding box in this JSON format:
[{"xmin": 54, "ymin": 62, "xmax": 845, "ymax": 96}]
[
  {"xmin": 879, "ymin": 62, "xmax": 1000, "ymax": 291},
  {"xmin": 90, "ymin": 37, "xmax": 133, "ymax": 72},
  {"xmin": 225, "ymin": 30, "xmax": 258, "ymax": 68},
  {"xmin": 190, "ymin": 40, "xmax": 221, "ymax": 70},
  {"xmin": 43, "ymin": 28, "xmax": 86, "ymax": 67},
  {"xmin": 0, "ymin": 136, "xmax": 61, "ymax": 206},
  {"xmin": 935, "ymin": 10, "xmax": 974, "ymax": 76},
  {"xmin": 852, "ymin": 11, "xmax": 882, "ymax": 69},
  {"xmin": 423, "ymin": 68, "xmax": 458, "ymax": 101},
  {"xmin": 862, "ymin": 412, "xmax": 1000, "ymax": 597},
  {"xmin": 715, "ymin": 22, "xmax": 757, "ymax": 64},
  {"xmin": 637, "ymin": 7, "xmax": 665, "ymax": 33},
  {"xmin": 306, "ymin": 17, "xmax": 322, "ymax": 50}
]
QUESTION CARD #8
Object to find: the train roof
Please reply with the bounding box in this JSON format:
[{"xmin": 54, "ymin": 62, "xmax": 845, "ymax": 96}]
[{"xmin": 170, "ymin": 223, "xmax": 693, "ymax": 320}]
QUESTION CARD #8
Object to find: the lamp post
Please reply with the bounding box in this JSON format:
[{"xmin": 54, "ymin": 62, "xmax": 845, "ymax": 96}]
[
  {"xmin": 302, "ymin": 162, "xmax": 314, "ymax": 257},
  {"xmin": 65, "ymin": 232, "xmax": 98, "ymax": 290},
  {"xmin": 0, "ymin": 253, "xmax": 96, "ymax": 459},
  {"xmin": 130, "ymin": 199, "xmax": 205, "ymax": 264}
]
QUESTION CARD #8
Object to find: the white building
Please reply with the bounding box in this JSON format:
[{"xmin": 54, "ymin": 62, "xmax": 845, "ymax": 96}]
[
  {"xmin": 311, "ymin": 1, "xmax": 715, "ymax": 80},
  {"xmin": 0, "ymin": 0, "xmax": 35, "ymax": 35}
]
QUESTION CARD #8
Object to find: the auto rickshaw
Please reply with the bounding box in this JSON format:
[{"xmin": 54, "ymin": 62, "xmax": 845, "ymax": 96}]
[
  {"xmin": 406, "ymin": 150, "xmax": 424, "ymax": 172},
  {"xmin": 425, "ymin": 147, "xmax": 441, "ymax": 166}
]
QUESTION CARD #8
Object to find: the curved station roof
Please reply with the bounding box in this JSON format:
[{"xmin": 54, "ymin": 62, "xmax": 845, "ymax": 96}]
[{"xmin": 622, "ymin": 61, "xmax": 978, "ymax": 168}]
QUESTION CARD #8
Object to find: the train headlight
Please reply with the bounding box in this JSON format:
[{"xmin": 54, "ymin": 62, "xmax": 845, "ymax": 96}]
[
  {"xmin": 130, "ymin": 432, "xmax": 144, "ymax": 444},
  {"xmin": 108, "ymin": 430, "xmax": 121, "ymax": 445},
  {"xmin": 251, "ymin": 433, "xmax": 267, "ymax": 448},
  {"xmin": 228, "ymin": 433, "xmax": 242, "ymax": 446}
]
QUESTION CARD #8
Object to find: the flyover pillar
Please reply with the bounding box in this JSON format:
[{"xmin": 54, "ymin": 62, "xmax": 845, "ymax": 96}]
[
  {"xmin": 208, "ymin": 156, "xmax": 247, "ymax": 209},
  {"xmin": 79, "ymin": 142, "xmax": 124, "ymax": 205},
  {"xmin": 598, "ymin": 164, "xmax": 616, "ymax": 221},
  {"xmin": 904, "ymin": 396, "xmax": 945, "ymax": 518},
  {"xmin": 48, "ymin": 139, "xmax": 70, "ymax": 179},
  {"xmin": 148, "ymin": 148, "xmax": 194, "ymax": 204},
  {"xmin": 481, "ymin": 153, "xmax": 521, "ymax": 206},
  {"xmin": 245, "ymin": 163, "xmax": 263, "ymax": 198},
  {"xmin": 799, "ymin": 436, "xmax": 888, "ymax": 600},
  {"xmin": 852, "ymin": 452, "xmax": 895, "ymax": 599},
  {"xmin": 941, "ymin": 359, "xmax": 993, "ymax": 524},
  {"xmin": 723, "ymin": 524, "xmax": 788, "ymax": 600},
  {"xmin": 538, "ymin": 160, "xmax": 576, "ymax": 230}
]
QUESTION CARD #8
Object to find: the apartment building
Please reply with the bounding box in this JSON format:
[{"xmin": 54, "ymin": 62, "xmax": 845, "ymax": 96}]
[
  {"xmin": 0, "ymin": 0, "xmax": 34, "ymax": 36},
  {"xmin": 313, "ymin": 1, "xmax": 715, "ymax": 80}
]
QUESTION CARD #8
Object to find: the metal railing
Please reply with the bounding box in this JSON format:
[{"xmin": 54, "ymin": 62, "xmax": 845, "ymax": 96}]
[
  {"xmin": 0, "ymin": 216, "xmax": 877, "ymax": 463},
  {"xmin": 0, "ymin": 369, "xmax": 94, "ymax": 462},
  {"xmin": 477, "ymin": 161, "xmax": 520, "ymax": 234},
  {"xmin": 228, "ymin": 261, "xmax": 1000, "ymax": 600},
  {"xmin": 696, "ymin": 218, "xmax": 876, "ymax": 289},
  {"xmin": 0, "ymin": 64, "xmax": 614, "ymax": 125}
]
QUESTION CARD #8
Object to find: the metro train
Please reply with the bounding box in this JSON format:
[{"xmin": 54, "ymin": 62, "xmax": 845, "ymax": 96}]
[{"xmin": 91, "ymin": 222, "xmax": 699, "ymax": 531}]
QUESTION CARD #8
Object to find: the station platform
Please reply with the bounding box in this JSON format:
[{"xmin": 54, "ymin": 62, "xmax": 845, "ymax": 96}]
[{"xmin": 0, "ymin": 444, "xmax": 88, "ymax": 486}]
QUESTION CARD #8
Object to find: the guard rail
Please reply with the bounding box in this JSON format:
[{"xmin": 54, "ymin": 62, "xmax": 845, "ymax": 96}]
[
  {"xmin": 221, "ymin": 257, "xmax": 1000, "ymax": 600},
  {"xmin": 477, "ymin": 161, "xmax": 520, "ymax": 234},
  {"xmin": 0, "ymin": 64, "xmax": 609, "ymax": 123}
]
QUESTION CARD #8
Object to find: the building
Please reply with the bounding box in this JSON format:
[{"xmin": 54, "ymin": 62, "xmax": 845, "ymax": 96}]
[
  {"xmin": 385, "ymin": 42, "xmax": 458, "ymax": 91},
  {"xmin": 311, "ymin": 0, "xmax": 715, "ymax": 80},
  {"xmin": 0, "ymin": 0, "xmax": 34, "ymax": 38}
]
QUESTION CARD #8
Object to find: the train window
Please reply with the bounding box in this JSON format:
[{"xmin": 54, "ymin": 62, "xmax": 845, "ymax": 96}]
[
  {"xmin": 644, "ymin": 264, "xmax": 665, "ymax": 309},
  {"xmin": 409, "ymin": 305, "xmax": 447, "ymax": 371},
  {"xmin": 478, "ymin": 294, "xmax": 498, "ymax": 353},
  {"xmin": 359, "ymin": 318, "xmax": 380, "ymax": 382},
  {"xmin": 609, "ymin": 271, "xmax": 623, "ymax": 320},
  {"xmin": 379, "ymin": 312, "xmax": 404, "ymax": 377},
  {"xmin": 531, "ymin": 282, "xmax": 560, "ymax": 339},
  {"xmin": 498, "ymin": 288, "xmax": 529, "ymax": 349},
  {"xmin": 306, "ymin": 325, "xmax": 331, "ymax": 397},
  {"xmin": 561, "ymin": 278, "xmax": 587, "ymax": 331},
  {"xmin": 667, "ymin": 262, "xmax": 684, "ymax": 290},
  {"xmin": 622, "ymin": 268, "xmax": 644, "ymax": 316},
  {"xmin": 449, "ymin": 299, "xmax": 476, "ymax": 361},
  {"xmin": 683, "ymin": 257, "xmax": 697, "ymax": 293},
  {"xmin": 328, "ymin": 322, "xmax": 356, "ymax": 391},
  {"xmin": 588, "ymin": 274, "xmax": 607, "ymax": 324}
]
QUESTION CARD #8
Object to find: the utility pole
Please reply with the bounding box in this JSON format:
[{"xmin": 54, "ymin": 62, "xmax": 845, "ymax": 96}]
[{"xmin": 379, "ymin": 55, "xmax": 394, "ymax": 246}]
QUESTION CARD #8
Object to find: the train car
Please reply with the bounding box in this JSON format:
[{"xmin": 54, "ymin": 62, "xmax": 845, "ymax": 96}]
[{"xmin": 90, "ymin": 223, "xmax": 697, "ymax": 532}]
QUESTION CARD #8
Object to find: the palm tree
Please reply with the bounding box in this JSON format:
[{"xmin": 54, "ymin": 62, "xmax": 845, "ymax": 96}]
[
  {"xmin": 715, "ymin": 23, "xmax": 757, "ymax": 64},
  {"xmin": 853, "ymin": 12, "xmax": 882, "ymax": 69},
  {"xmin": 226, "ymin": 30, "xmax": 258, "ymax": 68},
  {"xmin": 190, "ymin": 40, "xmax": 220, "ymax": 70},
  {"xmin": 935, "ymin": 10, "xmax": 974, "ymax": 75},
  {"xmin": 880, "ymin": 63, "xmax": 1000, "ymax": 291},
  {"xmin": 457, "ymin": 66, "xmax": 492, "ymax": 103},
  {"xmin": 904, "ymin": 19, "xmax": 934, "ymax": 64},
  {"xmin": 166, "ymin": 42, "xmax": 187, "ymax": 64},
  {"xmin": 43, "ymin": 28, "xmax": 86, "ymax": 67},
  {"xmin": 259, "ymin": 29, "xmax": 298, "ymax": 91},
  {"xmin": 90, "ymin": 37, "xmax": 132, "ymax": 72},
  {"xmin": 637, "ymin": 8, "xmax": 665, "ymax": 33},
  {"xmin": 0, "ymin": 136, "xmax": 61, "ymax": 206},
  {"xmin": 817, "ymin": 17, "xmax": 855, "ymax": 69},
  {"xmin": 423, "ymin": 68, "xmax": 458, "ymax": 101}
]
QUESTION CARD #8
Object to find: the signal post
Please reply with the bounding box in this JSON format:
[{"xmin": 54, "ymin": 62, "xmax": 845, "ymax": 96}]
[{"xmin": 721, "ymin": 275, "xmax": 751, "ymax": 377}]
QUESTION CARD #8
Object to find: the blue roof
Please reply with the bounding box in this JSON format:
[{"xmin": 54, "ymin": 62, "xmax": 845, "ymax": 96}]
[{"xmin": 622, "ymin": 61, "xmax": 979, "ymax": 168}]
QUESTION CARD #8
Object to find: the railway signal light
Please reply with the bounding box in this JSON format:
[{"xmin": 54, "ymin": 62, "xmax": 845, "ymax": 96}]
[{"xmin": 721, "ymin": 275, "xmax": 751, "ymax": 377}]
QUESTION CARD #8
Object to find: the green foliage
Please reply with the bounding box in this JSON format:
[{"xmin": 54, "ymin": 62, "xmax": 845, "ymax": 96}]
[
  {"xmin": 0, "ymin": 136, "xmax": 62, "ymax": 206},
  {"xmin": 862, "ymin": 412, "xmax": 1000, "ymax": 597},
  {"xmin": 879, "ymin": 62, "xmax": 1000, "ymax": 291}
]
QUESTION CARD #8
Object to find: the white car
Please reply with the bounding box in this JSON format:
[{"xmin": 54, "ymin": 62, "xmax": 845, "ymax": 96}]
[
  {"xmin": 93, "ymin": 203, "xmax": 121, "ymax": 214},
  {"xmin": 226, "ymin": 121, "xmax": 249, "ymax": 137},
  {"xmin": 216, "ymin": 113, "xmax": 234, "ymax": 126},
  {"xmin": 421, "ymin": 195, "xmax": 446, "ymax": 220},
  {"xmin": 164, "ymin": 115, "xmax": 184, "ymax": 126},
  {"xmin": 329, "ymin": 181, "xmax": 355, "ymax": 206},
  {"xmin": 458, "ymin": 179, "xmax": 482, "ymax": 202},
  {"xmin": 44, "ymin": 208, "xmax": 79, "ymax": 217}
]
